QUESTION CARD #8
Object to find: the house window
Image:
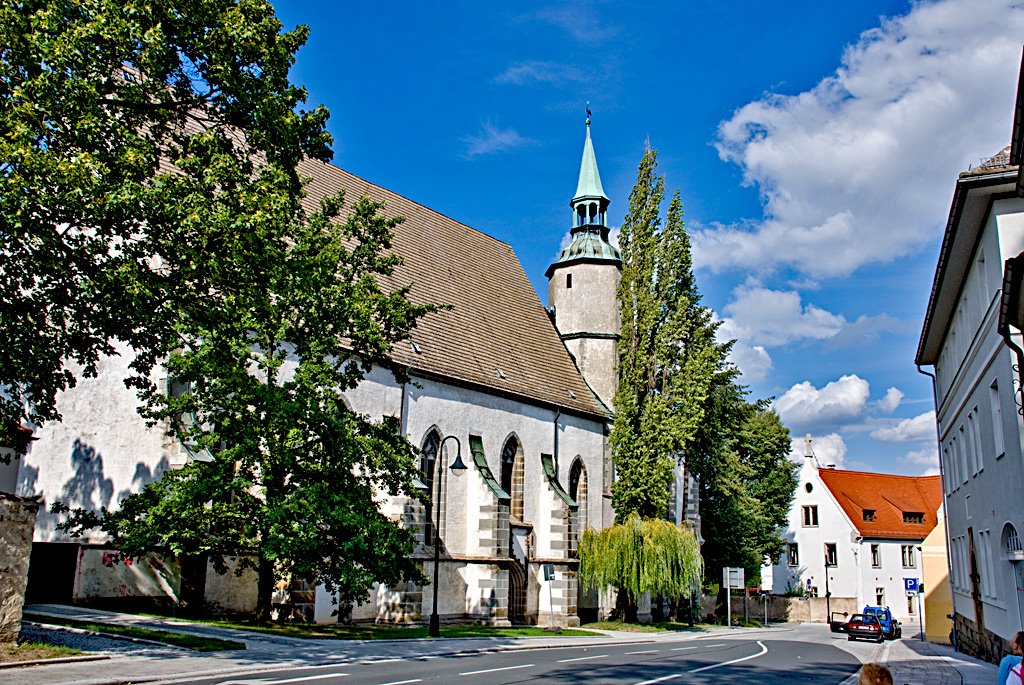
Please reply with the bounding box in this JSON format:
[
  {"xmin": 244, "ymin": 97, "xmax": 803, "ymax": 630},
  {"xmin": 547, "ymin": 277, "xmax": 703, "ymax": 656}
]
[
  {"xmin": 990, "ymin": 380, "xmax": 1005, "ymax": 458},
  {"xmin": 421, "ymin": 430, "xmax": 441, "ymax": 545},
  {"xmin": 871, "ymin": 544, "xmax": 880, "ymax": 568},
  {"xmin": 876, "ymin": 587, "xmax": 885, "ymax": 605},
  {"xmin": 903, "ymin": 512, "xmax": 924, "ymax": 525},
  {"xmin": 807, "ymin": 586, "xmax": 819, "ymax": 598},
  {"xmin": 802, "ymin": 505, "xmax": 818, "ymax": 527},
  {"xmin": 805, "ymin": 483, "xmax": 813, "ymax": 493},
  {"xmin": 901, "ymin": 545, "xmax": 916, "ymax": 568},
  {"xmin": 824, "ymin": 543, "xmax": 838, "ymax": 567},
  {"xmin": 863, "ymin": 509, "xmax": 876, "ymax": 522},
  {"xmin": 787, "ymin": 543, "xmax": 799, "ymax": 567},
  {"xmin": 566, "ymin": 273, "xmax": 573, "ymax": 289}
]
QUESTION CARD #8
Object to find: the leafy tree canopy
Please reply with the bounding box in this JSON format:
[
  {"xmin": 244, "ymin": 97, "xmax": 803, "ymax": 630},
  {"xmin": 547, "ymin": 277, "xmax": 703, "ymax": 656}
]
[
  {"xmin": 0, "ymin": 0, "xmax": 330, "ymax": 450},
  {"xmin": 579, "ymin": 513, "xmax": 703, "ymax": 602},
  {"xmin": 610, "ymin": 145, "xmax": 727, "ymax": 520},
  {"xmin": 5, "ymin": 0, "xmax": 434, "ymax": 620}
]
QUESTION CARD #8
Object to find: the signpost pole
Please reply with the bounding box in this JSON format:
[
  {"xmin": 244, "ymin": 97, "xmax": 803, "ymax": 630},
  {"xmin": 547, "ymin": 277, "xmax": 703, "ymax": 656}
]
[
  {"xmin": 918, "ymin": 584, "xmax": 925, "ymax": 642},
  {"xmin": 724, "ymin": 568, "xmax": 731, "ymax": 626}
]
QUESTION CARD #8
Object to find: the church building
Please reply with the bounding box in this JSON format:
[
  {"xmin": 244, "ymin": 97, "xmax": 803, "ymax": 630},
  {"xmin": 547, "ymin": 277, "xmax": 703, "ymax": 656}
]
[{"xmin": 12, "ymin": 119, "xmax": 702, "ymax": 626}]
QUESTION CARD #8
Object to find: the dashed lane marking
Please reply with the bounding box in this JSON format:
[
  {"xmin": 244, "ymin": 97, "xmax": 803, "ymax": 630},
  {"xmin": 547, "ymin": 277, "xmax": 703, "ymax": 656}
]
[
  {"xmin": 557, "ymin": 654, "xmax": 609, "ymax": 663},
  {"xmin": 626, "ymin": 650, "xmax": 660, "ymax": 655},
  {"xmin": 459, "ymin": 664, "xmax": 534, "ymax": 676},
  {"xmin": 380, "ymin": 680, "xmax": 422, "ymax": 685},
  {"xmin": 634, "ymin": 674, "xmax": 681, "ymax": 684}
]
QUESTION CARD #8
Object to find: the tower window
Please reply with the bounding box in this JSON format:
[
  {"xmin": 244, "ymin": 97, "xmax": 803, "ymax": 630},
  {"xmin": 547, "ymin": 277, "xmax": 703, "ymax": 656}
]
[{"xmin": 566, "ymin": 273, "xmax": 573, "ymax": 289}]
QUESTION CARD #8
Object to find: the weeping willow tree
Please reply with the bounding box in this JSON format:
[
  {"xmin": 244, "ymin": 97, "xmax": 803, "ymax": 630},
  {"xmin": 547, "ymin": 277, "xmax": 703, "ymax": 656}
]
[{"xmin": 578, "ymin": 513, "xmax": 703, "ymax": 612}]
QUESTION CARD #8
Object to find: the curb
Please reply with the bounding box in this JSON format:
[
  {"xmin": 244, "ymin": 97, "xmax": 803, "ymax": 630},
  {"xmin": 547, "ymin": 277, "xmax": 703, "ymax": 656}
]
[{"xmin": 0, "ymin": 654, "xmax": 110, "ymax": 670}]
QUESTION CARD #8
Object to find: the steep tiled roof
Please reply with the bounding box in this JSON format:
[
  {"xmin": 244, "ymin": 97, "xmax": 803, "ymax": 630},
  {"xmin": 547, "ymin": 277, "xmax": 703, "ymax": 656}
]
[
  {"xmin": 818, "ymin": 469, "xmax": 942, "ymax": 540},
  {"xmin": 297, "ymin": 158, "xmax": 610, "ymax": 420}
]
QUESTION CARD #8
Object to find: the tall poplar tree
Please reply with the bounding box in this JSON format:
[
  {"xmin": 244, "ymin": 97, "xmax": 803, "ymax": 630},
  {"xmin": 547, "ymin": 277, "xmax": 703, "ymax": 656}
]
[{"xmin": 611, "ymin": 145, "xmax": 727, "ymax": 520}]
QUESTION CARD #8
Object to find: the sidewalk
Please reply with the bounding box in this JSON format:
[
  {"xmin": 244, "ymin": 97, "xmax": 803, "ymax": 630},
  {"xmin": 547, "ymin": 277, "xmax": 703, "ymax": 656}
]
[{"xmin": 880, "ymin": 635, "xmax": 997, "ymax": 685}]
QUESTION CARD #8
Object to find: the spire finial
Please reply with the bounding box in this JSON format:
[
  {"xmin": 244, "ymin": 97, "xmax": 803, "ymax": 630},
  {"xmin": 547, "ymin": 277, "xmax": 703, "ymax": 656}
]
[{"xmin": 586, "ymin": 101, "xmax": 592, "ymax": 127}]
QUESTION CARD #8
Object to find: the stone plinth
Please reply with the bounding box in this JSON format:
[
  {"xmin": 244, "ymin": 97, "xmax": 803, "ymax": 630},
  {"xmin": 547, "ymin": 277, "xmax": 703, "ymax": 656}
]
[{"xmin": 0, "ymin": 493, "xmax": 40, "ymax": 642}]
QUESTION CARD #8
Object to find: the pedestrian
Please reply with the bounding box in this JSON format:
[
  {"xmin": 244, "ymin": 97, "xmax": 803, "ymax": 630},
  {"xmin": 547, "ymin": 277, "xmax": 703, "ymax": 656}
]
[
  {"xmin": 999, "ymin": 631, "xmax": 1024, "ymax": 685},
  {"xmin": 859, "ymin": 663, "xmax": 893, "ymax": 685}
]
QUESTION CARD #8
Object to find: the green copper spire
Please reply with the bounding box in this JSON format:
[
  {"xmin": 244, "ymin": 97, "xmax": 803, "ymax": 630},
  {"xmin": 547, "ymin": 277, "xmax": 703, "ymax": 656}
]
[
  {"xmin": 545, "ymin": 111, "xmax": 621, "ymax": 278},
  {"xmin": 572, "ymin": 116, "xmax": 610, "ymax": 205}
]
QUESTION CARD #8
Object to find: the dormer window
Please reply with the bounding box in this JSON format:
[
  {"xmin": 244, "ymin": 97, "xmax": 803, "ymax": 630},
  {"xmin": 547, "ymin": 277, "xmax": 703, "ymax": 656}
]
[
  {"xmin": 862, "ymin": 509, "xmax": 876, "ymax": 522},
  {"xmin": 903, "ymin": 512, "xmax": 924, "ymax": 525}
]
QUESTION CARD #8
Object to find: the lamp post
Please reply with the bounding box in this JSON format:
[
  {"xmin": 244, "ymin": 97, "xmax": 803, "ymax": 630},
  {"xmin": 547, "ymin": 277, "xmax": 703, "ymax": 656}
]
[{"xmin": 428, "ymin": 435, "xmax": 467, "ymax": 638}]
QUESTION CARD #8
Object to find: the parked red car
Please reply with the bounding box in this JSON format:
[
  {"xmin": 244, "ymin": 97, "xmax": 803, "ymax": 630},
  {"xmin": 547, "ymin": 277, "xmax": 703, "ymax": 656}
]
[{"xmin": 846, "ymin": 613, "xmax": 884, "ymax": 643}]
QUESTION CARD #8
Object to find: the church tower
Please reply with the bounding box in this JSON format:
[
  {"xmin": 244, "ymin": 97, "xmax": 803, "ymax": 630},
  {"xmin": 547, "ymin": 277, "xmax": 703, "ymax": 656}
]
[{"xmin": 546, "ymin": 115, "xmax": 621, "ymax": 409}]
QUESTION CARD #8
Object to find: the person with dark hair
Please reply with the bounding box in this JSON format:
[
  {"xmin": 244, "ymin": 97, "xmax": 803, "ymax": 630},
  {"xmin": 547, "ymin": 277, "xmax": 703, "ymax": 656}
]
[
  {"xmin": 999, "ymin": 631, "xmax": 1024, "ymax": 685},
  {"xmin": 859, "ymin": 663, "xmax": 893, "ymax": 685}
]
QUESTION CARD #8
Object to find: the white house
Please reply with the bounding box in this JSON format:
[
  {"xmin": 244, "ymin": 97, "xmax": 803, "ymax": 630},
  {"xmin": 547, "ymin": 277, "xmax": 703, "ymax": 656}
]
[
  {"xmin": 764, "ymin": 441, "xmax": 941, "ymax": 625},
  {"xmin": 915, "ymin": 57, "xmax": 1024, "ymax": 660}
]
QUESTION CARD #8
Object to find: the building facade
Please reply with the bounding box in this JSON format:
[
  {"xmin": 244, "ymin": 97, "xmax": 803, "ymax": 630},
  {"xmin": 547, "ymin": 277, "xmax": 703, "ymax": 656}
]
[
  {"xmin": 917, "ymin": 105, "xmax": 1024, "ymax": 658},
  {"xmin": 15, "ymin": 123, "xmax": 631, "ymax": 626},
  {"xmin": 763, "ymin": 440, "xmax": 940, "ymax": 626}
]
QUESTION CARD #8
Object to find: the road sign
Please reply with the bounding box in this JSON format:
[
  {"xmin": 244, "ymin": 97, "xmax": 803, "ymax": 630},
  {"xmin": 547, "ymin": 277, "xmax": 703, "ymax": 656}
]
[
  {"xmin": 543, "ymin": 563, "xmax": 556, "ymax": 581},
  {"xmin": 806, "ymin": 577, "xmax": 812, "ymax": 590},
  {"xmin": 903, "ymin": 577, "xmax": 919, "ymax": 593},
  {"xmin": 723, "ymin": 567, "xmax": 745, "ymax": 590}
]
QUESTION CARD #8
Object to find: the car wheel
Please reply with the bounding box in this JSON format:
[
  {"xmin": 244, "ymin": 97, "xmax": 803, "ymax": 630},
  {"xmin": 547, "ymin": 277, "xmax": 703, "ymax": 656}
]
[
  {"xmin": 876, "ymin": 634, "xmax": 884, "ymax": 643},
  {"xmin": 848, "ymin": 635, "xmax": 855, "ymax": 641}
]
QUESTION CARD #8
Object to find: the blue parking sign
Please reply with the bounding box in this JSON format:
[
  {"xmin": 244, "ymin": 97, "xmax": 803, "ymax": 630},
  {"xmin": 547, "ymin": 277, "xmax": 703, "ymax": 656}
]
[{"xmin": 904, "ymin": 577, "xmax": 919, "ymax": 592}]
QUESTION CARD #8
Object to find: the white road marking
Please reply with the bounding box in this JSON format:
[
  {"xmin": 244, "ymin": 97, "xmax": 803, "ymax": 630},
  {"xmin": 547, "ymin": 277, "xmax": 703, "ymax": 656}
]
[
  {"xmin": 695, "ymin": 642, "xmax": 725, "ymax": 647},
  {"xmin": 361, "ymin": 658, "xmax": 403, "ymax": 664},
  {"xmin": 557, "ymin": 654, "xmax": 608, "ymax": 663},
  {"xmin": 380, "ymin": 680, "xmax": 422, "ymax": 685},
  {"xmin": 670, "ymin": 646, "xmax": 697, "ymax": 651},
  {"xmin": 626, "ymin": 649, "xmax": 659, "ymax": 655},
  {"xmin": 634, "ymin": 675, "xmax": 681, "ymax": 684},
  {"xmin": 688, "ymin": 640, "xmax": 768, "ymax": 674},
  {"xmin": 264, "ymin": 674, "xmax": 350, "ymax": 684},
  {"xmin": 459, "ymin": 664, "xmax": 534, "ymax": 676}
]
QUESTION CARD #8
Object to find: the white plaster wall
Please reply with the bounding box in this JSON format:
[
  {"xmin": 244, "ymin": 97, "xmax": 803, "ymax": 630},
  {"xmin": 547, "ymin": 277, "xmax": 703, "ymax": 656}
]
[
  {"xmin": 770, "ymin": 458, "xmax": 861, "ymax": 600},
  {"xmin": 72, "ymin": 548, "xmax": 179, "ymax": 600},
  {"xmin": 933, "ymin": 196, "xmax": 1024, "ymax": 640},
  {"xmin": 16, "ymin": 342, "xmax": 176, "ymax": 542},
  {"xmin": 857, "ymin": 540, "xmax": 924, "ymax": 623},
  {"xmin": 548, "ymin": 262, "xmax": 621, "ymax": 336}
]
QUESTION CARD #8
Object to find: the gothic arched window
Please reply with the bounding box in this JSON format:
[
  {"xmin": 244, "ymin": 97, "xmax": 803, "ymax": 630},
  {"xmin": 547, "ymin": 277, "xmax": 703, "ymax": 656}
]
[
  {"xmin": 501, "ymin": 436, "xmax": 525, "ymax": 520},
  {"xmin": 421, "ymin": 429, "xmax": 441, "ymax": 544},
  {"xmin": 569, "ymin": 458, "xmax": 588, "ymax": 555}
]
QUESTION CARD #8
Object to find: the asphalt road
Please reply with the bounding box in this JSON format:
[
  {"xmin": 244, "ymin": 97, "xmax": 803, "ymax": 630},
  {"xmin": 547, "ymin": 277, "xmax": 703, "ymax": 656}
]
[{"xmin": 184, "ymin": 637, "xmax": 862, "ymax": 685}]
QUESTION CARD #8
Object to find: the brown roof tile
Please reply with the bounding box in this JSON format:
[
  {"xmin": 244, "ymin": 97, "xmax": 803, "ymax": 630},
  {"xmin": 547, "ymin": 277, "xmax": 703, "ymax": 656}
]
[
  {"xmin": 297, "ymin": 158, "xmax": 610, "ymax": 420},
  {"xmin": 818, "ymin": 469, "xmax": 942, "ymax": 540}
]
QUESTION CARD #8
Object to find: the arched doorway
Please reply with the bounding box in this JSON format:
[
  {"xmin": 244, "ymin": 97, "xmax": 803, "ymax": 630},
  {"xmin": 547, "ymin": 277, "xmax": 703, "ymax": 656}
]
[{"xmin": 507, "ymin": 561, "xmax": 527, "ymax": 624}]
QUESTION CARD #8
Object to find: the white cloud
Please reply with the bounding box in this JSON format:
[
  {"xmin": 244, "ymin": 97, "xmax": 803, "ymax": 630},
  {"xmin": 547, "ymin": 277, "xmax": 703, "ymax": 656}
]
[
  {"xmin": 721, "ymin": 280, "xmax": 845, "ymax": 346},
  {"xmin": 773, "ymin": 374, "xmax": 870, "ymax": 431},
  {"xmin": 495, "ymin": 61, "xmax": 584, "ymax": 86},
  {"xmin": 462, "ymin": 123, "xmax": 536, "ymax": 159},
  {"xmin": 877, "ymin": 387, "xmax": 904, "ymax": 413},
  {"xmin": 692, "ymin": 0, "xmax": 1024, "ymax": 278},
  {"xmin": 789, "ymin": 432, "xmax": 848, "ymax": 469},
  {"xmin": 823, "ymin": 314, "xmax": 909, "ymax": 350},
  {"xmin": 533, "ymin": 5, "xmax": 616, "ymax": 43},
  {"xmin": 903, "ymin": 445, "xmax": 940, "ymax": 476},
  {"xmin": 727, "ymin": 341, "xmax": 773, "ymax": 384},
  {"xmin": 869, "ymin": 411, "xmax": 937, "ymax": 442}
]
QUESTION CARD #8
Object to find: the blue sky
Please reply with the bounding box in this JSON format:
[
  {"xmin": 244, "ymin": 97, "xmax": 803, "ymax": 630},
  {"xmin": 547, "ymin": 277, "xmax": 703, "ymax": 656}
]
[{"xmin": 274, "ymin": 0, "xmax": 1024, "ymax": 476}]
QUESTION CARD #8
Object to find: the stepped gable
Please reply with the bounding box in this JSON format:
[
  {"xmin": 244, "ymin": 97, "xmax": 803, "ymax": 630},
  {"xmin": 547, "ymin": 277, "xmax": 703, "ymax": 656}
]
[
  {"xmin": 818, "ymin": 469, "xmax": 942, "ymax": 539},
  {"xmin": 298, "ymin": 158, "xmax": 610, "ymax": 419}
]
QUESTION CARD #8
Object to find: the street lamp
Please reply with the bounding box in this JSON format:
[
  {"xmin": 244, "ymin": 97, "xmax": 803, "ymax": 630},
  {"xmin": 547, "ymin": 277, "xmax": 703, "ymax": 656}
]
[{"xmin": 428, "ymin": 435, "xmax": 467, "ymax": 638}]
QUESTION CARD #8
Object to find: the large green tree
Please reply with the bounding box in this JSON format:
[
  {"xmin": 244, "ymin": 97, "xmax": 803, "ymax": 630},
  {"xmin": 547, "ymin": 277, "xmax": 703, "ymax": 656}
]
[
  {"xmin": 689, "ymin": 375, "xmax": 797, "ymax": 586},
  {"xmin": 0, "ymin": 0, "xmax": 329, "ymax": 451},
  {"xmin": 611, "ymin": 145, "xmax": 727, "ymax": 520},
  {"xmin": 4, "ymin": 0, "xmax": 433, "ymax": 620}
]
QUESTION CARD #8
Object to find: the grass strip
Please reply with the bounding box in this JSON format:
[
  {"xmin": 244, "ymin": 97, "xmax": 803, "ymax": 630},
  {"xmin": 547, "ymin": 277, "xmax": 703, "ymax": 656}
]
[
  {"xmin": 583, "ymin": 620, "xmax": 717, "ymax": 633},
  {"xmin": 22, "ymin": 614, "xmax": 245, "ymax": 652},
  {"xmin": 0, "ymin": 642, "xmax": 82, "ymax": 664}
]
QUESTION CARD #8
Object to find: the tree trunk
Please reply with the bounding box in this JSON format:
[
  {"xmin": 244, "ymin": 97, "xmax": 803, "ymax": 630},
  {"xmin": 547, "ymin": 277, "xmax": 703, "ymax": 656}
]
[{"xmin": 255, "ymin": 556, "xmax": 275, "ymax": 623}]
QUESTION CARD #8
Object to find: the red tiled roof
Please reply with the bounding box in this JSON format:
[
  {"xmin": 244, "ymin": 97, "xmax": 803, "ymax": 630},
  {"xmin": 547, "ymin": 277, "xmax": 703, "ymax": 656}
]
[{"xmin": 818, "ymin": 469, "xmax": 942, "ymax": 540}]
